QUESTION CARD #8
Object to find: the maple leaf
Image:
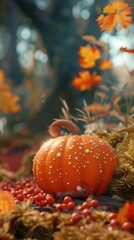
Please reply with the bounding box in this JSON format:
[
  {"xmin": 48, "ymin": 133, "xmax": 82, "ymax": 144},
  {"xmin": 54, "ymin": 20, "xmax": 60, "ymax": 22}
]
[
  {"xmin": 78, "ymin": 46, "xmax": 101, "ymax": 69},
  {"xmin": 71, "ymin": 70, "xmax": 102, "ymax": 91},
  {"xmin": 99, "ymin": 59, "xmax": 113, "ymax": 70},
  {"xmin": 97, "ymin": 0, "xmax": 132, "ymax": 32}
]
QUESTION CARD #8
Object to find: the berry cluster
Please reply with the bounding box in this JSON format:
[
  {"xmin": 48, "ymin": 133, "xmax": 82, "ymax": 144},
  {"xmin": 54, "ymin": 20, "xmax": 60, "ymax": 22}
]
[
  {"xmin": 107, "ymin": 212, "xmax": 133, "ymax": 232},
  {"xmin": 0, "ymin": 177, "xmax": 133, "ymax": 234},
  {"xmin": 0, "ymin": 177, "xmax": 55, "ymax": 206}
]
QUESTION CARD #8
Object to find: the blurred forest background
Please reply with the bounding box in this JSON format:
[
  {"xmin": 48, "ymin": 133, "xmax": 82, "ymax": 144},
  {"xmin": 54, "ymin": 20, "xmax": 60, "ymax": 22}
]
[{"xmin": 0, "ymin": 0, "xmax": 134, "ymax": 135}]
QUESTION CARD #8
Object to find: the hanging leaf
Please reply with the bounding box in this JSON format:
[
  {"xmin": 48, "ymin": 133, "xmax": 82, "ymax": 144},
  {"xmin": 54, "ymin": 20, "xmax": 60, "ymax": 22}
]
[{"xmin": 97, "ymin": 1, "xmax": 132, "ymax": 32}]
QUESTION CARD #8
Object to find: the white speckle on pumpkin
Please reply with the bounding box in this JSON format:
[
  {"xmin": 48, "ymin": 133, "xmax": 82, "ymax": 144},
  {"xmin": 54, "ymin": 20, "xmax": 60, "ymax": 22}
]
[
  {"xmin": 68, "ymin": 146, "xmax": 72, "ymax": 149},
  {"xmin": 51, "ymin": 149, "xmax": 54, "ymax": 153},
  {"xmin": 68, "ymin": 162, "xmax": 72, "ymax": 165},
  {"xmin": 49, "ymin": 165, "xmax": 53, "ymax": 169},
  {"xmin": 57, "ymin": 152, "xmax": 61, "ymax": 157},
  {"xmin": 85, "ymin": 149, "xmax": 89, "ymax": 153},
  {"xmin": 48, "ymin": 172, "xmax": 51, "ymax": 174},
  {"xmin": 67, "ymin": 182, "xmax": 70, "ymax": 185},
  {"xmin": 75, "ymin": 157, "xmax": 78, "ymax": 160}
]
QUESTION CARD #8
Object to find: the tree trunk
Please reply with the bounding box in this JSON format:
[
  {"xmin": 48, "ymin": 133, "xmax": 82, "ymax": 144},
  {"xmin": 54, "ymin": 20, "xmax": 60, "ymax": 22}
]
[{"xmin": 13, "ymin": 0, "xmax": 107, "ymax": 131}]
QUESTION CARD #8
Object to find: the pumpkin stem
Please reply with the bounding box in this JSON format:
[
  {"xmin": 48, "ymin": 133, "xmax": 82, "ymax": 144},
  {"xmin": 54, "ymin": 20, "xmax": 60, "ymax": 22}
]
[{"xmin": 48, "ymin": 120, "xmax": 81, "ymax": 137}]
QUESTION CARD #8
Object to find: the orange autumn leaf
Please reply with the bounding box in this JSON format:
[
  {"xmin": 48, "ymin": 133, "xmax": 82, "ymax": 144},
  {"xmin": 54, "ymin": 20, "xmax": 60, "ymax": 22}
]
[
  {"xmin": 78, "ymin": 46, "xmax": 101, "ymax": 69},
  {"xmin": 99, "ymin": 59, "xmax": 113, "ymax": 70},
  {"xmin": 0, "ymin": 70, "xmax": 5, "ymax": 83},
  {"xmin": 0, "ymin": 70, "xmax": 21, "ymax": 114},
  {"xmin": 126, "ymin": 202, "xmax": 134, "ymax": 222},
  {"xmin": 72, "ymin": 70, "xmax": 102, "ymax": 91},
  {"xmin": 97, "ymin": 0, "xmax": 132, "ymax": 32},
  {"xmin": 116, "ymin": 202, "xmax": 134, "ymax": 224},
  {"xmin": 120, "ymin": 47, "xmax": 134, "ymax": 54},
  {"xmin": 0, "ymin": 190, "xmax": 15, "ymax": 215},
  {"xmin": 0, "ymin": 92, "xmax": 21, "ymax": 114}
]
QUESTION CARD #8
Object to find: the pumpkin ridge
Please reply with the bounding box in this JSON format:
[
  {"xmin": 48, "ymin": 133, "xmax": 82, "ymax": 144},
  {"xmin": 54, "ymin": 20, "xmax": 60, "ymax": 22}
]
[
  {"xmin": 45, "ymin": 139, "xmax": 57, "ymax": 193},
  {"xmin": 79, "ymin": 135, "xmax": 90, "ymax": 193},
  {"xmin": 33, "ymin": 139, "xmax": 55, "ymax": 193},
  {"xmin": 80, "ymin": 135, "xmax": 100, "ymax": 194},
  {"xmin": 61, "ymin": 136, "xmax": 72, "ymax": 192}
]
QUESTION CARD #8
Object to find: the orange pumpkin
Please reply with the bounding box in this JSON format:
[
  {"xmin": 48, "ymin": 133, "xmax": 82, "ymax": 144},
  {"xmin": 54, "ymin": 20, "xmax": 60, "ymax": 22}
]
[
  {"xmin": 0, "ymin": 190, "xmax": 15, "ymax": 214},
  {"xmin": 33, "ymin": 120, "xmax": 118, "ymax": 195}
]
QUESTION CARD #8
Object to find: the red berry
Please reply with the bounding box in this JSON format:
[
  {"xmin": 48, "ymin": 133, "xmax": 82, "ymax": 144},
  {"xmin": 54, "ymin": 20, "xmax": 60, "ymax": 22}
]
[
  {"xmin": 77, "ymin": 206, "xmax": 82, "ymax": 211},
  {"xmin": 82, "ymin": 208, "xmax": 91, "ymax": 217},
  {"xmin": 91, "ymin": 199, "xmax": 100, "ymax": 208},
  {"xmin": 55, "ymin": 203, "xmax": 64, "ymax": 212},
  {"xmin": 121, "ymin": 221, "xmax": 132, "ymax": 231},
  {"xmin": 67, "ymin": 201, "xmax": 75, "ymax": 211},
  {"xmin": 63, "ymin": 196, "xmax": 72, "ymax": 204},
  {"xmin": 46, "ymin": 196, "xmax": 55, "ymax": 205},
  {"xmin": 15, "ymin": 185, "xmax": 22, "ymax": 191},
  {"xmin": 109, "ymin": 219, "xmax": 118, "ymax": 227},
  {"xmin": 38, "ymin": 200, "xmax": 47, "ymax": 206},
  {"xmin": 108, "ymin": 212, "xmax": 117, "ymax": 221},
  {"xmin": 16, "ymin": 194, "xmax": 24, "ymax": 201},
  {"xmin": 33, "ymin": 189, "xmax": 40, "ymax": 195},
  {"xmin": 70, "ymin": 212, "xmax": 82, "ymax": 224},
  {"xmin": 15, "ymin": 199, "xmax": 20, "ymax": 204},
  {"xmin": 27, "ymin": 187, "xmax": 34, "ymax": 194},
  {"xmin": 82, "ymin": 202, "xmax": 90, "ymax": 209}
]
